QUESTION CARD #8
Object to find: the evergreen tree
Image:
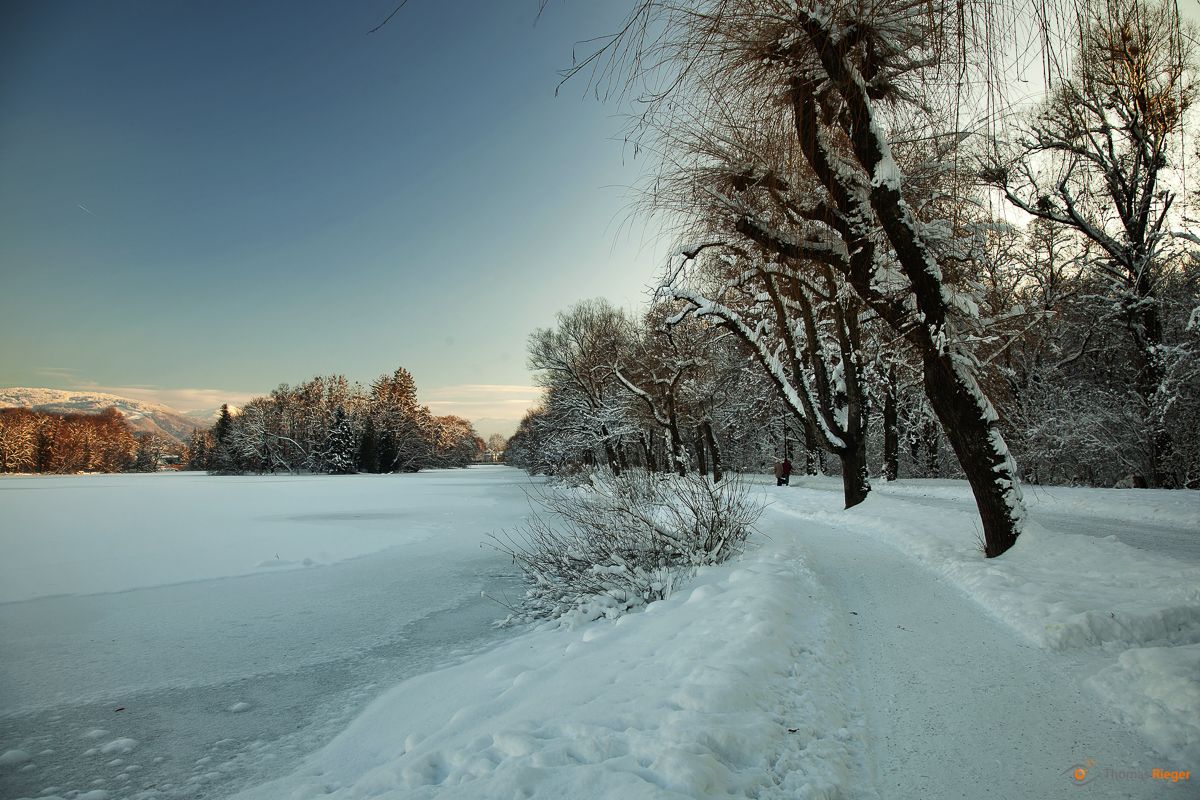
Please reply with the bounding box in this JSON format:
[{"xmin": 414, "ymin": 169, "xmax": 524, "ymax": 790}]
[
  {"xmin": 323, "ymin": 407, "xmax": 358, "ymax": 474},
  {"xmin": 208, "ymin": 404, "xmax": 241, "ymax": 474},
  {"xmin": 185, "ymin": 429, "xmax": 208, "ymax": 471},
  {"xmin": 132, "ymin": 433, "xmax": 163, "ymax": 472},
  {"xmin": 358, "ymin": 415, "xmax": 379, "ymax": 473},
  {"xmin": 376, "ymin": 430, "xmax": 397, "ymax": 474}
]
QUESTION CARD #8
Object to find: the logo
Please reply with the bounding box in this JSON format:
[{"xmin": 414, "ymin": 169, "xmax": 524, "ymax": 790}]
[
  {"xmin": 1065, "ymin": 758, "xmax": 1096, "ymax": 786},
  {"xmin": 1064, "ymin": 758, "xmax": 1192, "ymax": 785}
]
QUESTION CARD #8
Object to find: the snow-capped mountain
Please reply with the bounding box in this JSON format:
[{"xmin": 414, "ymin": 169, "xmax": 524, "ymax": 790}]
[
  {"xmin": 0, "ymin": 387, "xmax": 206, "ymax": 442},
  {"xmin": 182, "ymin": 407, "xmax": 222, "ymax": 424}
]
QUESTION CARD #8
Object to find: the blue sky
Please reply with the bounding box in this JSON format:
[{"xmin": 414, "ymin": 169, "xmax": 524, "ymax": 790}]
[{"xmin": 0, "ymin": 1, "xmax": 667, "ymax": 437}]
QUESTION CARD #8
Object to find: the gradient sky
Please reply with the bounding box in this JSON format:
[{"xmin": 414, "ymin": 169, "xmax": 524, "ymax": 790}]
[{"xmin": 0, "ymin": 1, "xmax": 668, "ymax": 438}]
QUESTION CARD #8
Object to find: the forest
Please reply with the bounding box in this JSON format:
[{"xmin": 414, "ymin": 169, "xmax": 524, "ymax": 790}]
[
  {"xmin": 0, "ymin": 407, "xmax": 178, "ymax": 474},
  {"xmin": 505, "ymin": 0, "xmax": 1199, "ymax": 558},
  {"xmin": 186, "ymin": 367, "xmax": 488, "ymax": 475}
]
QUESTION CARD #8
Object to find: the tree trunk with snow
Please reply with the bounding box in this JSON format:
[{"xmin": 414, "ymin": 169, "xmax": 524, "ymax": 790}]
[
  {"xmin": 803, "ymin": 425, "xmax": 819, "ymax": 476},
  {"xmin": 923, "ymin": 353, "xmax": 1023, "ymax": 556},
  {"xmin": 883, "ymin": 365, "xmax": 899, "ymax": 481},
  {"xmin": 694, "ymin": 425, "xmax": 708, "ymax": 477},
  {"xmin": 642, "ymin": 430, "xmax": 658, "ymax": 472},
  {"xmin": 703, "ymin": 420, "xmax": 723, "ymax": 483},
  {"xmin": 841, "ymin": 432, "xmax": 870, "ymax": 508}
]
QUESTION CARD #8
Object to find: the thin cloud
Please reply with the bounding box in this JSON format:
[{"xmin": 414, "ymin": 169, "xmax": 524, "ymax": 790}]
[
  {"xmin": 76, "ymin": 203, "xmax": 96, "ymax": 216},
  {"xmin": 422, "ymin": 384, "xmax": 541, "ymax": 399},
  {"xmin": 421, "ymin": 384, "xmax": 542, "ymax": 432},
  {"xmin": 34, "ymin": 367, "xmax": 83, "ymax": 382}
]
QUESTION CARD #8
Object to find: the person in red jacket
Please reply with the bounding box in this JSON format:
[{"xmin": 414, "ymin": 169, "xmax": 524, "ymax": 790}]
[{"xmin": 775, "ymin": 457, "xmax": 793, "ymax": 486}]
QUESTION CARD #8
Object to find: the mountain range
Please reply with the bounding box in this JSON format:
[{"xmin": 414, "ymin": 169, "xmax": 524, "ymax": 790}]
[{"xmin": 0, "ymin": 388, "xmax": 213, "ymax": 443}]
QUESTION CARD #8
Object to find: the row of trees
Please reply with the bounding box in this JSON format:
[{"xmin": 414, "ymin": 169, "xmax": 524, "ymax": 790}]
[
  {"xmin": 0, "ymin": 407, "xmax": 180, "ymax": 474},
  {"xmin": 506, "ymin": 298, "xmax": 952, "ymax": 482},
  {"xmin": 187, "ymin": 368, "xmax": 486, "ymax": 475},
  {"xmin": 511, "ymin": 0, "xmax": 1198, "ymax": 556}
]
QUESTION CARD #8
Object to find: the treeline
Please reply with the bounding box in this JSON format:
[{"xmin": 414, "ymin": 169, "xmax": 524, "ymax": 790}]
[
  {"xmin": 187, "ymin": 368, "xmax": 484, "ymax": 475},
  {"xmin": 0, "ymin": 407, "xmax": 180, "ymax": 474},
  {"xmin": 506, "ymin": 300, "xmax": 782, "ymax": 480},
  {"xmin": 507, "ymin": 268, "xmax": 1199, "ymax": 493}
]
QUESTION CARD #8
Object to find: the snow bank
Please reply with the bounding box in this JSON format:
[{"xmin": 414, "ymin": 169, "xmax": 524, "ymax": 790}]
[
  {"xmin": 769, "ymin": 484, "xmax": 1200, "ymax": 651},
  {"xmin": 1087, "ymin": 644, "xmax": 1200, "ymax": 763},
  {"xmin": 870, "ymin": 478, "xmax": 1200, "ymax": 530},
  {"xmin": 231, "ymin": 537, "xmax": 870, "ymax": 800}
]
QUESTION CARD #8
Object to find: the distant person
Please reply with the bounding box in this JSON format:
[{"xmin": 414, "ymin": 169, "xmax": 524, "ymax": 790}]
[{"xmin": 776, "ymin": 457, "xmax": 792, "ymax": 486}]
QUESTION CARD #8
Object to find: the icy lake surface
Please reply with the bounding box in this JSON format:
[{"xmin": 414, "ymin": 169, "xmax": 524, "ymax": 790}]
[{"xmin": 0, "ymin": 467, "xmax": 532, "ymax": 800}]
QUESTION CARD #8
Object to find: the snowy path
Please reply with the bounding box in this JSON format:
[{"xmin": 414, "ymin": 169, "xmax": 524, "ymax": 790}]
[{"xmin": 773, "ymin": 509, "xmax": 1188, "ymax": 798}]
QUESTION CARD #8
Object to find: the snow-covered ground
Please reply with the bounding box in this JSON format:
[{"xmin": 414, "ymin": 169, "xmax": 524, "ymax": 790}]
[
  {"xmin": 0, "ymin": 469, "xmax": 532, "ymax": 800},
  {"xmin": 2, "ymin": 470, "xmax": 1197, "ymax": 799}
]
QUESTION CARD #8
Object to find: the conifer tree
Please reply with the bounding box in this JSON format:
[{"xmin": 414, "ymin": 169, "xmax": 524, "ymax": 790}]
[
  {"xmin": 208, "ymin": 404, "xmax": 241, "ymax": 474},
  {"xmin": 323, "ymin": 407, "xmax": 358, "ymax": 474},
  {"xmin": 358, "ymin": 415, "xmax": 379, "ymax": 473},
  {"xmin": 185, "ymin": 429, "xmax": 208, "ymax": 471}
]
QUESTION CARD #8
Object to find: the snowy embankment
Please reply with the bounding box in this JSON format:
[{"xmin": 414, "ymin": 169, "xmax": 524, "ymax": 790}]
[
  {"xmin": 871, "ymin": 478, "xmax": 1200, "ymax": 530},
  {"xmin": 231, "ymin": 533, "xmax": 867, "ymax": 800},
  {"xmin": 780, "ymin": 477, "xmax": 1200, "ymax": 651},
  {"xmin": 1088, "ymin": 644, "xmax": 1200, "ymax": 763},
  {"xmin": 777, "ymin": 477, "xmax": 1200, "ymax": 764}
]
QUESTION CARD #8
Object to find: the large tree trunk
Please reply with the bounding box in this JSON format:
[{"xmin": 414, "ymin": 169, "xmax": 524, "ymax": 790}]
[
  {"xmin": 599, "ymin": 425, "xmax": 620, "ymax": 476},
  {"xmin": 702, "ymin": 420, "xmax": 723, "ymax": 483},
  {"xmin": 883, "ymin": 365, "xmax": 899, "ymax": 481},
  {"xmin": 604, "ymin": 443, "xmax": 621, "ymax": 476},
  {"xmin": 693, "ymin": 425, "xmax": 708, "ymax": 477},
  {"xmin": 838, "ymin": 435, "xmax": 870, "ymax": 508},
  {"xmin": 1132, "ymin": 307, "xmax": 1176, "ymax": 488},
  {"xmin": 666, "ymin": 403, "xmax": 686, "ymax": 477},
  {"xmin": 924, "ymin": 420, "xmax": 940, "ymax": 477},
  {"xmin": 642, "ymin": 430, "xmax": 657, "ymax": 472},
  {"xmin": 923, "ymin": 353, "xmax": 1023, "ymax": 557},
  {"xmin": 803, "ymin": 425, "xmax": 819, "ymax": 475}
]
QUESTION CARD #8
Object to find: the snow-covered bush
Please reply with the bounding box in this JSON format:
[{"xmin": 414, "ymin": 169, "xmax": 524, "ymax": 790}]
[{"xmin": 492, "ymin": 469, "xmax": 761, "ymax": 625}]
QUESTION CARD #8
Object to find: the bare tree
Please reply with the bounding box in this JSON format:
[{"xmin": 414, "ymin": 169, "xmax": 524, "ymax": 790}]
[
  {"xmin": 528, "ymin": 299, "xmax": 637, "ymax": 474},
  {"xmin": 567, "ymin": 0, "xmax": 1030, "ymax": 553},
  {"xmin": 987, "ymin": 0, "xmax": 1197, "ymax": 486}
]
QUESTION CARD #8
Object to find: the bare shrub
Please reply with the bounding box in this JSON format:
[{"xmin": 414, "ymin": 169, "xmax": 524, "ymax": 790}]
[{"xmin": 491, "ymin": 469, "xmax": 762, "ymax": 624}]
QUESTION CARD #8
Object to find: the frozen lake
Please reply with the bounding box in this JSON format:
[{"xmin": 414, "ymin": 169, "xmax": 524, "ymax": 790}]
[{"xmin": 0, "ymin": 467, "xmax": 534, "ymax": 800}]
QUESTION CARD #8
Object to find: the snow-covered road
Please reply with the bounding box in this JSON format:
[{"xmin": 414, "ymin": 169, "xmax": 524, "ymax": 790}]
[{"xmin": 791, "ymin": 516, "xmax": 1167, "ymax": 799}]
